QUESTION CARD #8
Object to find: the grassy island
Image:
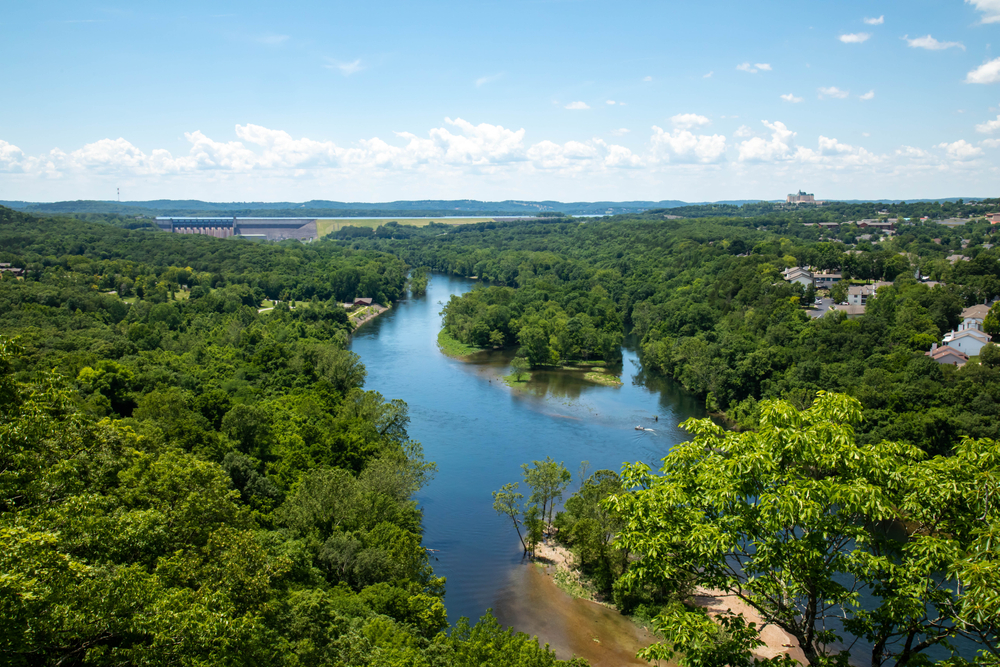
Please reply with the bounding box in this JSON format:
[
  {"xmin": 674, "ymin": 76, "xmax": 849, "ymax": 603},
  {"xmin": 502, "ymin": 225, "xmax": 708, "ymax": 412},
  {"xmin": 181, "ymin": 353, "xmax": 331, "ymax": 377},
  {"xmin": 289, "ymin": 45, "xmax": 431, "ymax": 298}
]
[
  {"xmin": 583, "ymin": 371, "xmax": 623, "ymax": 387},
  {"xmin": 436, "ymin": 328, "xmax": 485, "ymax": 358}
]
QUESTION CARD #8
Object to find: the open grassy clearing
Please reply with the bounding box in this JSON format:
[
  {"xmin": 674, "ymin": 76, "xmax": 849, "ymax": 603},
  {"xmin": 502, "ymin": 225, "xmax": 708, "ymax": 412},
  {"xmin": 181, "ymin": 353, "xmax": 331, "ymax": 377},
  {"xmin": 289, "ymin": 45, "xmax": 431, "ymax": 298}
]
[{"xmin": 317, "ymin": 217, "xmax": 495, "ymax": 237}]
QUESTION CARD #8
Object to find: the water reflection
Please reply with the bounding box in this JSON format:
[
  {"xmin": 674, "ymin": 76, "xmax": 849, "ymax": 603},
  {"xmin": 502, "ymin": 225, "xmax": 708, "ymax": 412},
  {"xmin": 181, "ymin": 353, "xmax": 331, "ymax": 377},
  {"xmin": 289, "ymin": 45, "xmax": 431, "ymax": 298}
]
[{"xmin": 350, "ymin": 274, "xmax": 705, "ymax": 661}]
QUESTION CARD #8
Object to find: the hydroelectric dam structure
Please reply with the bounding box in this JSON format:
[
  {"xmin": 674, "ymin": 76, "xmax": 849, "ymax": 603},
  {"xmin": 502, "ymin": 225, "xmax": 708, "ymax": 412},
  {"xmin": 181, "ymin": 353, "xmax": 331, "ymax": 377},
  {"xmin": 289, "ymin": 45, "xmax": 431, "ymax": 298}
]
[{"xmin": 155, "ymin": 216, "xmax": 318, "ymax": 241}]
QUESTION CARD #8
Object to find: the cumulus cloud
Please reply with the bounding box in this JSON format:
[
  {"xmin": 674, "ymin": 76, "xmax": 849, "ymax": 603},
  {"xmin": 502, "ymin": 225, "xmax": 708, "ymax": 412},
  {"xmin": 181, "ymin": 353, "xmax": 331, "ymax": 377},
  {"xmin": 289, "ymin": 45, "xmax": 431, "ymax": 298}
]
[
  {"xmin": 897, "ymin": 145, "xmax": 930, "ymax": 159},
  {"xmin": 780, "ymin": 93, "xmax": 803, "ymax": 103},
  {"xmin": 0, "ymin": 139, "xmax": 29, "ymax": 172},
  {"xmin": 905, "ymin": 35, "xmax": 965, "ymax": 50},
  {"xmin": 650, "ymin": 126, "xmax": 727, "ymax": 163},
  {"xmin": 839, "ymin": 33, "xmax": 871, "ymax": 43},
  {"xmin": 606, "ymin": 100, "xmax": 616, "ymax": 105},
  {"xmin": 966, "ymin": 0, "xmax": 1000, "ymax": 23},
  {"xmin": 670, "ymin": 113, "xmax": 711, "ymax": 129},
  {"xmin": 978, "ymin": 115, "xmax": 1000, "ymax": 133},
  {"xmin": 982, "ymin": 138, "xmax": 1000, "ymax": 148},
  {"xmin": 327, "ymin": 59, "xmax": 364, "ymax": 76},
  {"xmin": 966, "ymin": 58, "xmax": 1000, "ymax": 84},
  {"xmin": 864, "ymin": 15, "xmax": 885, "ymax": 25},
  {"xmin": 565, "ymin": 101, "xmax": 590, "ymax": 110},
  {"xmin": 860, "ymin": 90, "xmax": 875, "ymax": 100},
  {"xmin": 610, "ymin": 128, "xmax": 630, "ymax": 136},
  {"xmin": 818, "ymin": 86, "xmax": 850, "ymax": 99},
  {"xmin": 733, "ymin": 125, "xmax": 753, "ymax": 138},
  {"xmin": 735, "ymin": 121, "xmax": 878, "ymax": 166},
  {"xmin": 738, "ymin": 121, "xmax": 797, "ymax": 161},
  {"xmin": 737, "ymin": 62, "xmax": 771, "ymax": 73},
  {"xmin": 937, "ymin": 139, "xmax": 984, "ymax": 160}
]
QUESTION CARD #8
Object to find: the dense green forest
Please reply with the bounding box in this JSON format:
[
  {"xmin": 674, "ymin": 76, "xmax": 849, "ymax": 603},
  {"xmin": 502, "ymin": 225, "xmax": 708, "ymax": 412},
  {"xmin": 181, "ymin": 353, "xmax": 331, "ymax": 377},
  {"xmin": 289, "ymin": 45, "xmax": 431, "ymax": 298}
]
[
  {"xmin": 0, "ymin": 206, "xmax": 585, "ymax": 666},
  {"xmin": 334, "ymin": 212, "xmax": 1000, "ymax": 458}
]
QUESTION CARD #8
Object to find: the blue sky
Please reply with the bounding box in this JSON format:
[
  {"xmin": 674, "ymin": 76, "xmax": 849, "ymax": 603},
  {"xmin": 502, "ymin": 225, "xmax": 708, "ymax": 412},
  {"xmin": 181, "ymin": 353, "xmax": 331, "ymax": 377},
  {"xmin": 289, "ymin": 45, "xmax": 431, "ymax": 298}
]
[{"xmin": 2, "ymin": 0, "xmax": 1000, "ymax": 202}]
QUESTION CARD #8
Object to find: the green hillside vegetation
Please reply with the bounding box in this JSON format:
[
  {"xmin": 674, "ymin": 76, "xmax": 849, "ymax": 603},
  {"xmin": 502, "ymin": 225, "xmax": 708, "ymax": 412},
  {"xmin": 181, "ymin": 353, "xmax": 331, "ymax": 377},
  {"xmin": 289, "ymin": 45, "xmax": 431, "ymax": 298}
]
[
  {"xmin": 0, "ymin": 206, "xmax": 585, "ymax": 666},
  {"xmin": 335, "ymin": 212, "xmax": 1000, "ymax": 456}
]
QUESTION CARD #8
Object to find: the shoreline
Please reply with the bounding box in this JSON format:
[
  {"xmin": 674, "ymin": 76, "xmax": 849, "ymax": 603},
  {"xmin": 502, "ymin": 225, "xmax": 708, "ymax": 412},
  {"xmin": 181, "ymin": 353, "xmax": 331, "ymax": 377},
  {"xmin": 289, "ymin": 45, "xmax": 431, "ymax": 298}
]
[
  {"xmin": 533, "ymin": 538, "xmax": 805, "ymax": 665},
  {"xmin": 350, "ymin": 303, "xmax": 389, "ymax": 328}
]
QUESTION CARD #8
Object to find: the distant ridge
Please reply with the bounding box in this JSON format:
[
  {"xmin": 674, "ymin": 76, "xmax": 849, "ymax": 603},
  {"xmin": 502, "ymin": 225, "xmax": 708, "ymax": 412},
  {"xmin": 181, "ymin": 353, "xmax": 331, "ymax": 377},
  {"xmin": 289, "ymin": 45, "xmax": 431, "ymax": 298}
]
[{"xmin": 0, "ymin": 197, "xmax": 990, "ymax": 218}]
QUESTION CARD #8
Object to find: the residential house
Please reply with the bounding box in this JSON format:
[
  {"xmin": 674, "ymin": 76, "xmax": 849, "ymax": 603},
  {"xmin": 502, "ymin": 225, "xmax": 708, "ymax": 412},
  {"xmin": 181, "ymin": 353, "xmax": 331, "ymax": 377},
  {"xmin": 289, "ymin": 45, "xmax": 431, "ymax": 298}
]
[
  {"xmin": 987, "ymin": 213, "xmax": 1000, "ymax": 225},
  {"xmin": 847, "ymin": 282, "xmax": 892, "ymax": 306},
  {"xmin": 813, "ymin": 272, "xmax": 842, "ymax": 288},
  {"xmin": 782, "ymin": 267, "xmax": 814, "ymax": 287},
  {"xmin": 926, "ymin": 344, "xmax": 968, "ymax": 367},
  {"xmin": 0, "ymin": 262, "xmax": 24, "ymax": 278},
  {"xmin": 961, "ymin": 303, "xmax": 994, "ymax": 328},
  {"xmin": 827, "ymin": 304, "xmax": 866, "ymax": 318},
  {"xmin": 946, "ymin": 254, "xmax": 970, "ymax": 264},
  {"xmin": 942, "ymin": 320, "xmax": 991, "ymax": 357}
]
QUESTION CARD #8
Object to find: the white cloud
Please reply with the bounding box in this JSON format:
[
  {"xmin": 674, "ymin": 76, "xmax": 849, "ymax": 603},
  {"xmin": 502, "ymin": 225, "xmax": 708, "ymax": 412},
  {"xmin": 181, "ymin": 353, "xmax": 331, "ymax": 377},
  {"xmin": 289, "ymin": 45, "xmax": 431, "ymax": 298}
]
[
  {"xmin": 606, "ymin": 100, "xmax": 616, "ymax": 105},
  {"xmin": 966, "ymin": 0, "xmax": 1000, "ymax": 23},
  {"xmin": 475, "ymin": 73, "xmax": 503, "ymax": 87},
  {"xmin": 976, "ymin": 115, "xmax": 1000, "ymax": 133},
  {"xmin": 703, "ymin": 71, "xmax": 713, "ymax": 78},
  {"xmin": 966, "ymin": 58, "xmax": 1000, "ymax": 84},
  {"xmin": 864, "ymin": 15, "xmax": 885, "ymax": 25},
  {"xmin": 738, "ymin": 120, "xmax": 797, "ymax": 161},
  {"xmin": 818, "ymin": 86, "xmax": 850, "ymax": 99},
  {"xmin": 860, "ymin": 90, "xmax": 875, "ymax": 100},
  {"xmin": 780, "ymin": 93, "xmax": 803, "ymax": 103},
  {"xmin": 735, "ymin": 121, "xmax": 878, "ymax": 166},
  {"xmin": 610, "ymin": 128, "xmax": 630, "ymax": 136},
  {"xmin": 643, "ymin": 76, "xmax": 653, "ymax": 82},
  {"xmin": 565, "ymin": 101, "xmax": 590, "ymax": 110},
  {"xmin": 650, "ymin": 126, "xmax": 727, "ymax": 163},
  {"xmin": 0, "ymin": 139, "xmax": 29, "ymax": 172},
  {"xmin": 937, "ymin": 139, "xmax": 984, "ymax": 160},
  {"xmin": 897, "ymin": 145, "xmax": 930, "ymax": 159},
  {"xmin": 733, "ymin": 125, "xmax": 753, "ymax": 138},
  {"xmin": 328, "ymin": 59, "xmax": 364, "ymax": 76},
  {"xmin": 737, "ymin": 62, "xmax": 771, "ymax": 74},
  {"xmin": 862, "ymin": 132, "xmax": 871, "ymax": 137},
  {"xmin": 982, "ymin": 138, "xmax": 1000, "ymax": 148},
  {"xmin": 670, "ymin": 113, "xmax": 711, "ymax": 129},
  {"xmin": 905, "ymin": 35, "xmax": 965, "ymax": 51},
  {"xmin": 839, "ymin": 33, "xmax": 871, "ymax": 43}
]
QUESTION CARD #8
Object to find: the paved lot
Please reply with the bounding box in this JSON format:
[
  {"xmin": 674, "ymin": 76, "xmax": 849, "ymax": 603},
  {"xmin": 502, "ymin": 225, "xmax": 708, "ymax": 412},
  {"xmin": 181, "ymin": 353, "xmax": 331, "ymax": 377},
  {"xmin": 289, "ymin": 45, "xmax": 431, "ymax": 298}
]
[{"xmin": 807, "ymin": 297, "xmax": 834, "ymax": 319}]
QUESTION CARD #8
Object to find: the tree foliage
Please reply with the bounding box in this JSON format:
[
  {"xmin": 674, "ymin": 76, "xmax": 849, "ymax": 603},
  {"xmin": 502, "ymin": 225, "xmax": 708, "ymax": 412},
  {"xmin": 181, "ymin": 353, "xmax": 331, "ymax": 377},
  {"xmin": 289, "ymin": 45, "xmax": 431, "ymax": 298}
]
[{"xmin": 608, "ymin": 392, "xmax": 999, "ymax": 667}]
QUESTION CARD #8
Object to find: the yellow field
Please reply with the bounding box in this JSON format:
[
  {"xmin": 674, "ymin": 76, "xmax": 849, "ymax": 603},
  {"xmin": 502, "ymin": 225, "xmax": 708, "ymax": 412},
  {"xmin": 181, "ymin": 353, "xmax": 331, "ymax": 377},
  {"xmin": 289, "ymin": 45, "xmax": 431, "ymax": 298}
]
[{"xmin": 316, "ymin": 217, "xmax": 495, "ymax": 237}]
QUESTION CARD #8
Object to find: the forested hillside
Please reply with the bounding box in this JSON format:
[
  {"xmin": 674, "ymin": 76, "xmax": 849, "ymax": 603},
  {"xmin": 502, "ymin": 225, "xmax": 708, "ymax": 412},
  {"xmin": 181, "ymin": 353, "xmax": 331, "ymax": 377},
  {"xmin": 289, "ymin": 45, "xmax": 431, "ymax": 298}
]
[
  {"xmin": 0, "ymin": 207, "xmax": 584, "ymax": 666},
  {"xmin": 336, "ymin": 212, "xmax": 1000, "ymax": 455}
]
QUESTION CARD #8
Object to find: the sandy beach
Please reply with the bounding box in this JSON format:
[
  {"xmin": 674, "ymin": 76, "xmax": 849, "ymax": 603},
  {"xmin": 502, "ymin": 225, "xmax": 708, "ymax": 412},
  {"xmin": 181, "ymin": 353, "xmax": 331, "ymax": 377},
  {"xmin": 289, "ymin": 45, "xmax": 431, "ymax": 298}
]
[{"xmin": 532, "ymin": 538, "xmax": 805, "ymax": 665}]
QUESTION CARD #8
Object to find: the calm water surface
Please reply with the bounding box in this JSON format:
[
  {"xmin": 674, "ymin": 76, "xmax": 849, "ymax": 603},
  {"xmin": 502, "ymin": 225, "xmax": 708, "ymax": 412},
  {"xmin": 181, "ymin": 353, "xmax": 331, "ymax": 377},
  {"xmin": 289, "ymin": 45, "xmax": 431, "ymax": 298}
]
[{"xmin": 349, "ymin": 275, "xmax": 704, "ymax": 636}]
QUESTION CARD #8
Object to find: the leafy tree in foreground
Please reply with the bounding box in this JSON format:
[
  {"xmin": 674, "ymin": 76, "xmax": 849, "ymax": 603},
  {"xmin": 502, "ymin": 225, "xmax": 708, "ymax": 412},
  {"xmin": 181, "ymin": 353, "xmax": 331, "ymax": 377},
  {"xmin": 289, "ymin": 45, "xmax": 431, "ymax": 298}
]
[{"xmin": 608, "ymin": 392, "xmax": 999, "ymax": 667}]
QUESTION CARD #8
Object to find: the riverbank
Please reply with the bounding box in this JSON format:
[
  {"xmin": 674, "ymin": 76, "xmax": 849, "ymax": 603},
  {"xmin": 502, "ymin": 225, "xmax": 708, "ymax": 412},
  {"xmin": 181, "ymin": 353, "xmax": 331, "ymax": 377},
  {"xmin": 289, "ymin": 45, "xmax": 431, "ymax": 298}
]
[
  {"xmin": 533, "ymin": 538, "xmax": 803, "ymax": 665},
  {"xmin": 437, "ymin": 329, "xmax": 487, "ymax": 358},
  {"xmin": 351, "ymin": 303, "xmax": 388, "ymax": 328},
  {"xmin": 692, "ymin": 588, "xmax": 806, "ymax": 664}
]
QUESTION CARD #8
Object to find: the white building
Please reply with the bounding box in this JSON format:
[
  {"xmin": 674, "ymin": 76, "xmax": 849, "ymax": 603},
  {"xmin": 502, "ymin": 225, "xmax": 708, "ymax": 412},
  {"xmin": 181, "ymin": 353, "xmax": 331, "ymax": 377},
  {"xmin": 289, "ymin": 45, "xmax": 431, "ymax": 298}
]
[
  {"xmin": 847, "ymin": 282, "xmax": 892, "ymax": 306},
  {"xmin": 782, "ymin": 267, "xmax": 814, "ymax": 287},
  {"xmin": 942, "ymin": 320, "xmax": 991, "ymax": 357}
]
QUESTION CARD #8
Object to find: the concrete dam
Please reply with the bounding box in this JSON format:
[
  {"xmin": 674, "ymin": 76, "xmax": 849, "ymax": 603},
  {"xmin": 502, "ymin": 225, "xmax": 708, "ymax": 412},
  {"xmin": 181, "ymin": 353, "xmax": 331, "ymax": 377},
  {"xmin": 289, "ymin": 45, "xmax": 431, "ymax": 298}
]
[{"xmin": 155, "ymin": 217, "xmax": 318, "ymax": 241}]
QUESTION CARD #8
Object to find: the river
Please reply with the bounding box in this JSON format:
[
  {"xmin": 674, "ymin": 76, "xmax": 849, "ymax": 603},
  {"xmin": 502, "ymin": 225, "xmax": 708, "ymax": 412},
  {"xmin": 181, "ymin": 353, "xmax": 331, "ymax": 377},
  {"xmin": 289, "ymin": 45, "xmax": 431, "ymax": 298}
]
[{"xmin": 349, "ymin": 274, "xmax": 704, "ymax": 663}]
